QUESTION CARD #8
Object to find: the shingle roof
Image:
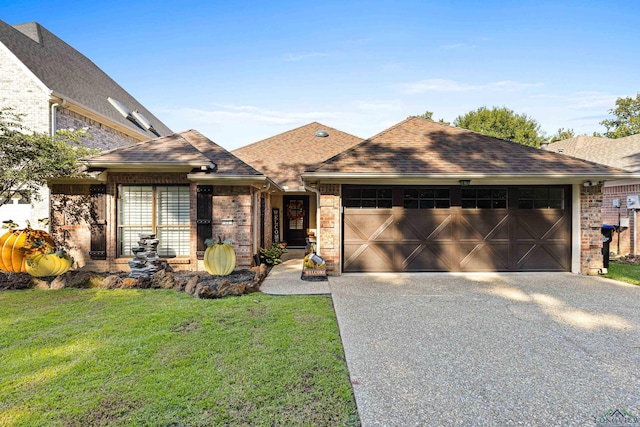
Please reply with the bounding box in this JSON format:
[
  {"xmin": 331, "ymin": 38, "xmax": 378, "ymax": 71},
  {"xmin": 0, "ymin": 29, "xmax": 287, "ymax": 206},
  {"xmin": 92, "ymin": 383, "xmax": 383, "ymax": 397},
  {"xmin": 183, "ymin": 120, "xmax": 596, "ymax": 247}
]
[
  {"xmin": 88, "ymin": 130, "xmax": 262, "ymax": 176},
  {"xmin": 0, "ymin": 20, "xmax": 172, "ymax": 138},
  {"xmin": 546, "ymin": 134, "xmax": 640, "ymax": 172},
  {"xmin": 232, "ymin": 122, "xmax": 362, "ymax": 190},
  {"xmin": 309, "ymin": 117, "xmax": 631, "ymax": 176}
]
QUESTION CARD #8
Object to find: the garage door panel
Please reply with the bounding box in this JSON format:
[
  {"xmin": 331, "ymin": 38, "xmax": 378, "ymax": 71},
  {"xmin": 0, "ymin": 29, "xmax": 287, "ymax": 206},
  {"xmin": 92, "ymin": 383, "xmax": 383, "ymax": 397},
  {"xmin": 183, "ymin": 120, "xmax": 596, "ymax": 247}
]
[
  {"xmin": 516, "ymin": 244, "xmax": 568, "ymax": 271},
  {"xmin": 343, "ymin": 243, "xmax": 395, "ymax": 272},
  {"xmin": 515, "ymin": 212, "xmax": 567, "ymax": 241},
  {"xmin": 398, "ymin": 243, "xmax": 456, "ymax": 271},
  {"xmin": 344, "ymin": 210, "xmax": 395, "ymax": 241},
  {"xmin": 460, "ymin": 211, "xmax": 510, "ymax": 241},
  {"xmin": 400, "ymin": 212, "xmax": 453, "ymax": 241},
  {"xmin": 459, "ymin": 243, "xmax": 510, "ymax": 271}
]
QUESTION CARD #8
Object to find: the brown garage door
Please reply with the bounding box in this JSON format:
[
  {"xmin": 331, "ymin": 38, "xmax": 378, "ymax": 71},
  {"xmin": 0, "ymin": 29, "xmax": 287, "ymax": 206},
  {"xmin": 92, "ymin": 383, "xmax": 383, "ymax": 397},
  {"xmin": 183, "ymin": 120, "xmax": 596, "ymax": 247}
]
[{"xmin": 343, "ymin": 186, "xmax": 571, "ymax": 272}]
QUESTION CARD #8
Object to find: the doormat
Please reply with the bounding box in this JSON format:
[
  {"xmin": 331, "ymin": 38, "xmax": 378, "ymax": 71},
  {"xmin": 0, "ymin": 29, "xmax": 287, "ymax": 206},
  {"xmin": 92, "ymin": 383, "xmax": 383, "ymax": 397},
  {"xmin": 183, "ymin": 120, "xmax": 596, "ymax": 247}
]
[{"xmin": 301, "ymin": 268, "xmax": 328, "ymax": 281}]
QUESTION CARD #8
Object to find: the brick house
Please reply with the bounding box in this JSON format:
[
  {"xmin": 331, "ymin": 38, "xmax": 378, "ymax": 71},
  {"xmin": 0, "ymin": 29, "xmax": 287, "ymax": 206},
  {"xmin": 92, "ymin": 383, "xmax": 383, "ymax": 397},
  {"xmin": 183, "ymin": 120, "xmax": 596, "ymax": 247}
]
[
  {"xmin": 0, "ymin": 20, "xmax": 172, "ymax": 227},
  {"xmin": 546, "ymin": 134, "xmax": 640, "ymax": 256},
  {"xmin": 53, "ymin": 117, "xmax": 636, "ymax": 276}
]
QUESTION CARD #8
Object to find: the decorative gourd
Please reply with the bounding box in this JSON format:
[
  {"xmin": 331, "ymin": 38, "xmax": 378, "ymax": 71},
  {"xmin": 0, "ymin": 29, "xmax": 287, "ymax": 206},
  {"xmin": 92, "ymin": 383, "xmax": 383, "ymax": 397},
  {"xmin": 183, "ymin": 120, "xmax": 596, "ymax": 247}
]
[
  {"xmin": 26, "ymin": 251, "xmax": 73, "ymax": 277},
  {"xmin": 0, "ymin": 223, "xmax": 55, "ymax": 273},
  {"xmin": 203, "ymin": 237, "xmax": 236, "ymax": 276}
]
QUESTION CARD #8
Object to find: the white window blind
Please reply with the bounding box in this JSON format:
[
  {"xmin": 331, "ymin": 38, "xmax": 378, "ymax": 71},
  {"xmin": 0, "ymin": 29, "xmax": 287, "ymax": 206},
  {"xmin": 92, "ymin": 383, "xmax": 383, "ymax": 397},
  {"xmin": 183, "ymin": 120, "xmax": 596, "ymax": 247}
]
[
  {"xmin": 156, "ymin": 186, "xmax": 190, "ymax": 257},
  {"xmin": 118, "ymin": 185, "xmax": 190, "ymax": 257}
]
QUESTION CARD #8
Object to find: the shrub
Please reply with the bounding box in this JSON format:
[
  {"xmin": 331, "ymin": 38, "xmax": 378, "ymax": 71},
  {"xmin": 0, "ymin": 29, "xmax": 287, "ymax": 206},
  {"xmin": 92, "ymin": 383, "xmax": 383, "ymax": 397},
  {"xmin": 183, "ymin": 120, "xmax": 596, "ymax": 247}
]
[{"xmin": 260, "ymin": 244, "xmax": 287, "ymax": 266}]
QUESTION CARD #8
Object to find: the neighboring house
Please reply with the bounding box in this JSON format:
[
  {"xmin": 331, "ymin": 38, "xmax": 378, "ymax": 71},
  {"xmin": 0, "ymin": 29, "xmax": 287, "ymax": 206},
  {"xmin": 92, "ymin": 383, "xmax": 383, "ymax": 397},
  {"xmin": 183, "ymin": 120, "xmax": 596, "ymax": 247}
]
[
  {"xmin": 0, "ymin": 20, "xmax": 172, "ymax": 227},
  {"xmin": 53, "ymin": 117, "xmax": 636, "ymax": 276},
  {"xmin": 547, "ymin": 134, "xmax": 640, "ymax": 256},
  {"xmin": 233, "ymin": 122, "xmax": 362, "ymax": 248},
  {"xmin": 49, "ymin": 130, "xmax": 277, "ymax": 272}
]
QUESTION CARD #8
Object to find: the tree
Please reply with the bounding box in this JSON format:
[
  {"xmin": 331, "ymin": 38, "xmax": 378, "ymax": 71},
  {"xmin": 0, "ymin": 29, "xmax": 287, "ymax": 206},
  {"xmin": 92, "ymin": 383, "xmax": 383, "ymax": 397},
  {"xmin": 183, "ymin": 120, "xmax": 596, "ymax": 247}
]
[
  {"xmin": 0, "ymin": 107, "xmax": 96, "ymax": 208},
  {"xmin": 600, "ymin": 93, "xmax": 640, "ymax": 138},
  {"xmin": 550, "ymin": 128, "xmax": 576, "ymax": 142},
  {"xmin": 412, "ymin": 111, "xmax": 450, "ymax": 125},
  {"xmin": 453, "ymin": 106, "xmax": 545, "ymax": 147}
]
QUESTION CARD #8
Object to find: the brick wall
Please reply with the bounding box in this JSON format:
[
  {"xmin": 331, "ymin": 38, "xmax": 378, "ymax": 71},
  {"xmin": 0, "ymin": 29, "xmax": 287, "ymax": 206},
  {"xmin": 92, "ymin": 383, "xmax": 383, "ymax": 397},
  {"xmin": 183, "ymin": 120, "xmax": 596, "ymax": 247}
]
[
  {"xmin": 319, "ymin": 184, "xmax": 341, "ymax": 275},
  {"xmin": 211, "ymin": 186, "xmax": 254, "ymax": 269},
  {"xmin": 580, "ymin": 184, "xmax": 604, "ymax": 274},
  {"xmin": 50, "ymin": 173, "xmax": 255, "ymax": 273},
  {"xmin": 1, "ymin": 46, "xmax": 51, "ymax": 228},
  {"xmin": 56, "ymin": 107, "xmax": 139, "ymax": 150},
  {"xmin": 0, "ymin": 46, "xmax": 50, "ymax": 133},
  {"xmin": 602, "ymin": 183, "xmax": 640, "ymax": 256}
]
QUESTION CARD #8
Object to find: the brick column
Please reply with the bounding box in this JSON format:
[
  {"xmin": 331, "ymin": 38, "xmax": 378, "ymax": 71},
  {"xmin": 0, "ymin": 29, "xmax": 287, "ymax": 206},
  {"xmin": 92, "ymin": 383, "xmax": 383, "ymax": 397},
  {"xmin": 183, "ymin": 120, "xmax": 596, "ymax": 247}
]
[
  {"xmin": 319, "ymin": 184, "xmax": 341, "ymax": 275},
  {"xmin": 580, "ymin": 184, "xmax": 604, "ymax": 275}
]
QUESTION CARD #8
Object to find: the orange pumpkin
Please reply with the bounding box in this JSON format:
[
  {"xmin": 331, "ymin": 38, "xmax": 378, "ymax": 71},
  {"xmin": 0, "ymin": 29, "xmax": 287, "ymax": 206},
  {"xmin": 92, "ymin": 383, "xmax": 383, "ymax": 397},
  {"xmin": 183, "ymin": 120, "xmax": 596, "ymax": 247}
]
[{"xmin": 0, "ymin": 228, "xmax": 55, "ymax": 273}]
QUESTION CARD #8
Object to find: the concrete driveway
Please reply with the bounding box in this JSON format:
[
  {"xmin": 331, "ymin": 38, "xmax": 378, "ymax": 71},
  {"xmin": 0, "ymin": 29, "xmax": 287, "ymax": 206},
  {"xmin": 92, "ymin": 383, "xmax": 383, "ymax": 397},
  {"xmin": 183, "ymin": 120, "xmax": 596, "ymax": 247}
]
[{"xmin": 330, "ymin": 273, "xmax": 640, "ymax": 426}]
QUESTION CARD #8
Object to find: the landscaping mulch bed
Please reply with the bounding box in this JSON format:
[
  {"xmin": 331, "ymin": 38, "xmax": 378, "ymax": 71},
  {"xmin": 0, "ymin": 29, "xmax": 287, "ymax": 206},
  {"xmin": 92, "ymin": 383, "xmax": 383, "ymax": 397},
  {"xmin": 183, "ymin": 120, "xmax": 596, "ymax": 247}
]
[{"xmin": 0, "ymin": 265, "xmax": 270, "ymax": 299}]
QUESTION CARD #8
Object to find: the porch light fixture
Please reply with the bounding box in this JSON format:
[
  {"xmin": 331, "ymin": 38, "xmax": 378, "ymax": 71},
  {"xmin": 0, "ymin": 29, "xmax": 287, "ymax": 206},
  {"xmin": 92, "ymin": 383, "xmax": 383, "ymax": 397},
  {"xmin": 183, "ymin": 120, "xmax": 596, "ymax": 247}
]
[{"xmin": 459, "ymin": 179, "xmax": 471, "ymax": 186}]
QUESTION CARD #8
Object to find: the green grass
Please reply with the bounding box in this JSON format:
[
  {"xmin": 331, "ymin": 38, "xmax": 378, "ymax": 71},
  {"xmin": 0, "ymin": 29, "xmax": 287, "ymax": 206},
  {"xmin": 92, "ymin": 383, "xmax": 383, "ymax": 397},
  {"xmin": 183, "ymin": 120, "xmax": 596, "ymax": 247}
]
[
  {"xmin": 0, "ymin": 289, "xmax": 359, "ymax": 426},
  {"xmin": 605, "ymin": 261, "xmax": 640, "ymax": 285}
]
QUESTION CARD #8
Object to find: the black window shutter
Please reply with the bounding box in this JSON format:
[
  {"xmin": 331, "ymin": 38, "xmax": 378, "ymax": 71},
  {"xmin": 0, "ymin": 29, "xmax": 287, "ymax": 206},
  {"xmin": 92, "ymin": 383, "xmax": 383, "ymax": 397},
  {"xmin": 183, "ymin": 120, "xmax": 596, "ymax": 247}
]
[
  {"xmin": 196, "ymin": 185, "xmax": 213, "ymax": 259},
  {"xmin": 89, "ymin": 184, "xmax": 107, "ymax": 260}
]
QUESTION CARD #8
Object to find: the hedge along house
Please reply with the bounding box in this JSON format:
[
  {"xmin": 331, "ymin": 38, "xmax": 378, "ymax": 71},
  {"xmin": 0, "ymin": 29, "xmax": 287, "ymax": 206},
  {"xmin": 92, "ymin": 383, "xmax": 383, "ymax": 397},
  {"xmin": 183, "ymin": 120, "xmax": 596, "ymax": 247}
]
[
  {"xmin": 0, "ymin": 20, "xmax": 172, "ymax": 228},
  {"xmin": 301, "ymin": 117, "xmax": 638, "ymax": 275},
  {"xmin": 49, "ymin": 130, "xmax": 279, "ymax": 272},
  {"xmin": 233, "ymin": 122, "xmax": 362, "ymax": 250}
]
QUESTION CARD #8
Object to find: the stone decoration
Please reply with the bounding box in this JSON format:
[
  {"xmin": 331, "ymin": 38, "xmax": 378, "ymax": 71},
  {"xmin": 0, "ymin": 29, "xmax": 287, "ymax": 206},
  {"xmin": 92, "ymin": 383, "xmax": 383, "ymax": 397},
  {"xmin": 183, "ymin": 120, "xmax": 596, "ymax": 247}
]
[{"xmin": 128, "ymin": 234, "xmax": 163, "ymax": 278}]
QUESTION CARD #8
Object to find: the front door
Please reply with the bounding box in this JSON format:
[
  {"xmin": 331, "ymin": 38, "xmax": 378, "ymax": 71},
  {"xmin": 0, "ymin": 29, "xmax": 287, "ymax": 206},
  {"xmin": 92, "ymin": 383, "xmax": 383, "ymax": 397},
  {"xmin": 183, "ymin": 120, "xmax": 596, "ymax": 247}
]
[{"xmin": 283, "ymin": 196, "xmax": 309, "ymax": 247}]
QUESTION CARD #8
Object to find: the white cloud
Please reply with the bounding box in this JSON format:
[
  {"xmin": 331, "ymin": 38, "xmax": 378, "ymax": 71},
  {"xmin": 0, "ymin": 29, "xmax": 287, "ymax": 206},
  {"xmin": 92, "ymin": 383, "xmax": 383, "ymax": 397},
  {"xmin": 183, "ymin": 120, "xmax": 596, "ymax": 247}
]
[
  {"xmin": 353, "ymin": 100, "xmax": 403, "ymax": 112},
  {"xmin": 158, "ymin": 104, "xmax": 340, "ymax": 126},
  {"xmin": 529, "ymin": 91, "xmax": 618, "ymax": 110},
  {"xmin": 396, "ymin": 78, "xmax": 544, "ymax": 94}
]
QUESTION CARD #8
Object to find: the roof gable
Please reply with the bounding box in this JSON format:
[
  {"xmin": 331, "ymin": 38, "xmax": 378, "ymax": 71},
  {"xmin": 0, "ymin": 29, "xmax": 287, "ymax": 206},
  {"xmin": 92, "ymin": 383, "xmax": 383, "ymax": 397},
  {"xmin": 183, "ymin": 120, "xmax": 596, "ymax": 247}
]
[
  {"xmin": 232, "ymin": 122, "xmax": 362, "ymax": 190},
  {"xmin": 88, "ymin": 130, "xmax": 262, "ymax": 176},
  {"xmin": 310, "ymin": 117, "xmax": 630, "ymax": 176},
  {"xmin": 0, "ymin": 20, "xmax": 172, "ymax": 138}
]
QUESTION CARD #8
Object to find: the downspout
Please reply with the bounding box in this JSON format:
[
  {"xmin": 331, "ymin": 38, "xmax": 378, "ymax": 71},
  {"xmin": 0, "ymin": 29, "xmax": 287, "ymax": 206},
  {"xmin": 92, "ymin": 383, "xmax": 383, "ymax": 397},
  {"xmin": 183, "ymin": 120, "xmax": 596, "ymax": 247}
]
[
  {"xmin": 50, "ymin": 99, "xmax": 66, "ymax": 135},
  {"xmin": 253, "ymin": 183, "xmax": 271, "ymax": 263},
  {"xmin": 303, "ymin": 183, "xmax": 321, "ymax": 256},
  {"xmin": 635, "ymin": 210, "xmax": 638, "ymax": 257}
]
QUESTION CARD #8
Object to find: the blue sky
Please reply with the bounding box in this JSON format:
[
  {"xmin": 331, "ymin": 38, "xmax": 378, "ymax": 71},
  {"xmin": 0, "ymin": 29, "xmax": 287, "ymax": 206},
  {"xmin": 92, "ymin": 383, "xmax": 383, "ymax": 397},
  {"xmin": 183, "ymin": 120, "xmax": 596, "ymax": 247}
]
[{"xmin": 2, "ymin": 0, "xmax": 639, "ymax": 149}]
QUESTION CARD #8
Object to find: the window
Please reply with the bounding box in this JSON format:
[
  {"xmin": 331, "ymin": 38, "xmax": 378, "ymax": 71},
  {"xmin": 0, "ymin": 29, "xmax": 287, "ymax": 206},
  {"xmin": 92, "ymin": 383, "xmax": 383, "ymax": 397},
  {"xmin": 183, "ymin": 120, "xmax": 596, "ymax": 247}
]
[
  {"xmin": 462, "ymin": 188, "xmax": 507, "ymax": 209},
  {"xmin": 404, "ymin": 188, "xmax": 450, "ymax": 209},
  {"xmin": 344, "ymin": 187, "xmax": 393, "ymax": 208},
  {"xmin": 118, "ymin": 185, "xmax": 190, "ymax": 257},
  {"xmin": 518, "ymin": 187, "xmax": 564, "ymax": 209}
]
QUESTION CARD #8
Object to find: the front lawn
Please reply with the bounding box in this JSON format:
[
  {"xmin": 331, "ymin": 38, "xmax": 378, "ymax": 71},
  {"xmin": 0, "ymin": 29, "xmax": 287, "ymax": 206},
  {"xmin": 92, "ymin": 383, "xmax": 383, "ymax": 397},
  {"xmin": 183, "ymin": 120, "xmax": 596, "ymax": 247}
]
[
  {"xmin": 0, "ymin": 289, "xmax": 359, "ymax": 426},
  {"xmin": 605, "ymin": 261, "xmax": 640, "ymax": 285}
]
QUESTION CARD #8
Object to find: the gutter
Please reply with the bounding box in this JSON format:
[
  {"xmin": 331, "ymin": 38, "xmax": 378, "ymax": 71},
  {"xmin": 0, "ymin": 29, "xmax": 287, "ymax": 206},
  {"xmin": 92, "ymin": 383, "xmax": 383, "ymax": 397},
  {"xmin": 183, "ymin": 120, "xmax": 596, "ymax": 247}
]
[
  {"xmin": 253, "ymin": 183, "xmax": 271, "ymax": 263},
  {"xmin": 50, "ymin": 92, "xmax": 151, "ymax": 141},
  {"xmin": 300, "ymin": 172, "xmax": 640, "ymax": 185},
  {"xmin": 303, "ymin": 182, "xmax": 321, "ymax": 256}
]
